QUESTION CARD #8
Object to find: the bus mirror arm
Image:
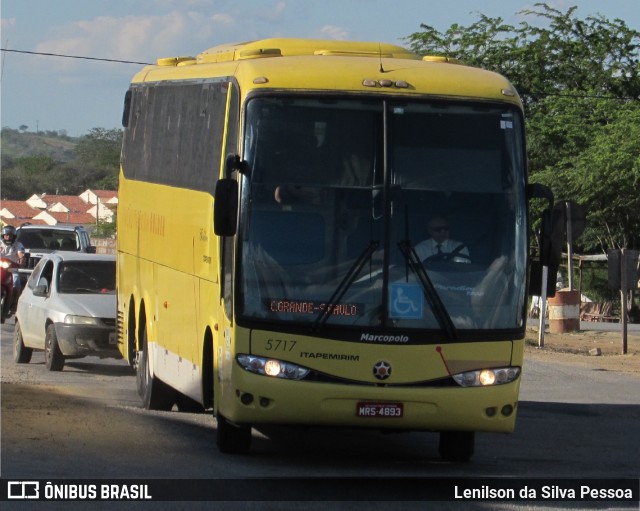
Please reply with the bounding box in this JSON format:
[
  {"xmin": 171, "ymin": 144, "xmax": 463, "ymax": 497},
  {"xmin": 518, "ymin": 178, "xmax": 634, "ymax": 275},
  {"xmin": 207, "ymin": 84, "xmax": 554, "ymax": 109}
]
[{"xmin": 214, "ymin": 178, "xmax": 239, "ymax": 236}]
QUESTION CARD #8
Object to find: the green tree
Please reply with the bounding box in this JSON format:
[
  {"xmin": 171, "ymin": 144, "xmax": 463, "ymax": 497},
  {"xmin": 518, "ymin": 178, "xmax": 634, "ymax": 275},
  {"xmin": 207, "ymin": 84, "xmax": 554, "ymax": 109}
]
[
  {"xmin": 405, "ymin": 4, "xmax": 640, "ymax": 112},
  {"xmin": 1, "ymin": 127, "xmax": 121, "ymax": 199},
  {"xmin": 14, "ymin": 155, "xmax": 56, "ymax": 175},
  {"xmin": 75, "ymin": 128, "xmax": 122, "ymax": 169},
  {"xmin": 73, "ymin": 127, "xmax": 122, "ymax": 192},
  {"xmin": 404, "ymin": 3, "xmax": 640, "ymax": 252},
  {"xmin": 95, "ymin": 214, "xmax": 118, "ymax": 238},
  {"xmin": 567, "ymin": 103, "xmax": 640, "ymax": 250},
  {"xmin": 1, "ymin": 167, "xmax": 40, "ymax": 199},
  {"xmin": 1, "ymin": 156, "xmax": 58, "ymax": 199}
]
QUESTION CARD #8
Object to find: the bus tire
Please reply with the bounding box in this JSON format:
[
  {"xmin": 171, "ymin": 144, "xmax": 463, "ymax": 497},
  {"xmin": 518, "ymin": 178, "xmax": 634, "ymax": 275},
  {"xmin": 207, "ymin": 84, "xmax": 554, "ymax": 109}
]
[
  {"xmin": 13, "ymin": 321, "xmax": 33, "ymax": 364},
  {"xmin": 136, "ymin": 329, "xmax": 175, "ymax": 411},
  {"xmin": 438, "ymin": 431, "xmax": 474, "ymax": 462},
  {"xmin": 216, "ymin": 413, "xmax": 251, "ymax": 454}
]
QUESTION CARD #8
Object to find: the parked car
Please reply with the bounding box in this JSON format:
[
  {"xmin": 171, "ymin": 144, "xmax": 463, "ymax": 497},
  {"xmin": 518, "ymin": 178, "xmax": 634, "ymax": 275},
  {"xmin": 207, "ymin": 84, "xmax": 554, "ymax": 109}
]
[{"xmin": 13, "ymin": 252, "xmax": 119, "ymax": 371}]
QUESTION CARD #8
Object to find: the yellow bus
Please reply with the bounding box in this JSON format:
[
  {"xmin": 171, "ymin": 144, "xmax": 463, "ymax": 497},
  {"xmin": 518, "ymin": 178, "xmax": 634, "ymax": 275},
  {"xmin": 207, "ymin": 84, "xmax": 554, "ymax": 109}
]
[{"xmin": 117, "ymin": 38, "xmax": 557, "ymax": 461}]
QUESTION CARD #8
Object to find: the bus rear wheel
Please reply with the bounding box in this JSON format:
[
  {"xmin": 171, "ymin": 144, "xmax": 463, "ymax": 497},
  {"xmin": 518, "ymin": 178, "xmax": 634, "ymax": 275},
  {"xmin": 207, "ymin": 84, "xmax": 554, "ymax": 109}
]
[
  {"xmin": 136, "ymin": 329, "xmax": 175, "ymax": 411},
  {"xmin": 216, "ymin": 414, "xmax": 251, "ymax": 454},
  {"xmin": 439, "ymin": 431, "xmax": 474, "ymax": 462}
]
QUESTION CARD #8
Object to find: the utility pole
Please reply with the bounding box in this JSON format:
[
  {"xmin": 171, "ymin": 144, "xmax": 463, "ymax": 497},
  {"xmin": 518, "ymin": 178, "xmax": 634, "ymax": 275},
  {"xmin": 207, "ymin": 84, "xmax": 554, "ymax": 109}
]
[
  {"xmin": 566, "ymin": 201, "xmax": 574, "ymax": 290},
  {"xmin": 96, "ymin": 196, "xmax": 100, "ymax": 231},
  {"xmin": 538, "ymin": 265, "xmax": 548, "ymax": 348},
  {"xmin": 621, "ymin": 249, "xmax": 628, "ymax": 355}
]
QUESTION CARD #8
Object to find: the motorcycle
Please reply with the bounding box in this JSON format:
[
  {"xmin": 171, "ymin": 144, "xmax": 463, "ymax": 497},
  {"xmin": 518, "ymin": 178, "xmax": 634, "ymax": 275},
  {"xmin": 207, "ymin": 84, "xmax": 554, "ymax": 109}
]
[{"xmin": 1, "ymin": 256, "xmax": 17, "ymax": 324}]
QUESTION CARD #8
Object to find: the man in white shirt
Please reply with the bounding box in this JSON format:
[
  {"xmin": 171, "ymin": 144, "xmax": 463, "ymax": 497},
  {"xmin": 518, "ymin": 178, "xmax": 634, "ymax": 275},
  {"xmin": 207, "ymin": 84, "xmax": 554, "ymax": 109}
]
[{"xmin": 414, "ymin": 216, "xmax": 470, "ymax": 263}]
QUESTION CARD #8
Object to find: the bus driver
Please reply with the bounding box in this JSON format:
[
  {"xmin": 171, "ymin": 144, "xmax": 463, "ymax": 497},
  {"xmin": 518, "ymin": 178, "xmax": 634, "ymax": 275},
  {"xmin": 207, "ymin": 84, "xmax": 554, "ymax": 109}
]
[{"xmin": 414, "ymin": 216, "xmax": 470, "ymax": 263}]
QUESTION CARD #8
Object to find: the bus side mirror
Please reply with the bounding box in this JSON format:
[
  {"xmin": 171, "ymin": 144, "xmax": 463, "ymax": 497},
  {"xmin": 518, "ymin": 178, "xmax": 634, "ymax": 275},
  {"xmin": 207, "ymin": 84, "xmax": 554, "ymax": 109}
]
[
  {"xmin": 527, "ymin": 183, "xmax": 564, "ymax": 297},
  {"xmin": 539, "ymin": 207, "xmax": 564, "ymax": 268},
  {"xmin": 214, "ymin": 178, "xmax": 238, "ymax": 236}
]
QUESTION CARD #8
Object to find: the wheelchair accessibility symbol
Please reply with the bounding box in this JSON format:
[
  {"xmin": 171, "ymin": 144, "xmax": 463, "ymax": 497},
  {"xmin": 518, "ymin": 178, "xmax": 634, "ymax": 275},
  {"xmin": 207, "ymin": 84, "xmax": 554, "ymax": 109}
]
[{"xmin": 389, "ymin": 283, "xmax": 424, "ymax": 319}]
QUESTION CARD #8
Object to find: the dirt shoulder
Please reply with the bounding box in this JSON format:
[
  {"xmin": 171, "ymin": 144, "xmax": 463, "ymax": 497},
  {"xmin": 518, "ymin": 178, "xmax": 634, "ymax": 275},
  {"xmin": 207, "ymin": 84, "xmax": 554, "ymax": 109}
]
[{"xmin": 524, "ymin": 327, "xmax": 640, "ymax": 374}]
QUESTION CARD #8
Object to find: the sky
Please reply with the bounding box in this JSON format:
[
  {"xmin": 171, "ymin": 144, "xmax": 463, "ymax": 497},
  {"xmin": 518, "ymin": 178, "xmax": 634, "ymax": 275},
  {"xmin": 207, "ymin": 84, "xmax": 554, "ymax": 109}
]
[{"xmin": 1, "ymin": 0, "xmax": 638, "ymax": 138}]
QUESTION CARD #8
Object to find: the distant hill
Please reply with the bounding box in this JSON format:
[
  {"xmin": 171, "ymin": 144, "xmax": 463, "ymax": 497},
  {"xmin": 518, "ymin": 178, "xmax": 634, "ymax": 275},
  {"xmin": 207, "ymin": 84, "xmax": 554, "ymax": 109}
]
[{"xmin": 1, "ymin": 128, "xmax": 78, "ymax": 163}]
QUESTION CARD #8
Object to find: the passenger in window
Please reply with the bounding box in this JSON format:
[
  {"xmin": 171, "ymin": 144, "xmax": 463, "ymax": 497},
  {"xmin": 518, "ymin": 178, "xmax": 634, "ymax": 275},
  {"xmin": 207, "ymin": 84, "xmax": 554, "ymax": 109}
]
[{"xmin": 414, "ymin": 216, "xmax": 470, "ymax": 263}]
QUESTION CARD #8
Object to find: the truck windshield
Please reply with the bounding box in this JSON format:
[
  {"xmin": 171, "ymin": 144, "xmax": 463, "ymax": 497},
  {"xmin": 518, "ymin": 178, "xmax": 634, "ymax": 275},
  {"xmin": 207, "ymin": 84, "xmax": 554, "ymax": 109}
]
[
  {"xmin": 238, "ymin": 97, "xmax": 527, "ymax": 337},
  {"xmin": 17, "ymin": 229, "xmax": 79, "ymax": 251}
]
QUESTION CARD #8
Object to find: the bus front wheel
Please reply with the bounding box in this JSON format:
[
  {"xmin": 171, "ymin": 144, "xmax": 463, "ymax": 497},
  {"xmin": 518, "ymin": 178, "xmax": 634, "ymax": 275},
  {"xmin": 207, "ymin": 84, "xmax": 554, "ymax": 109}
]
[
  {"xmin": 216, "ymin": 414, "xmax": 251, "ymax": 454},
  {"xmin": 439, "ymin": 431, "xmax": 475, "ymax": 462}
]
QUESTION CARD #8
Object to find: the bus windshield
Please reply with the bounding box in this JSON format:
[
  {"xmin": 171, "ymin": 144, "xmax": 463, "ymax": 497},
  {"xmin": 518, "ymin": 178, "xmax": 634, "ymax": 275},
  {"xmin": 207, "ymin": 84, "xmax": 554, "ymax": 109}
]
[{"xmin": 238, "ymin": 97, "xmax": 527, "ymax": 336}]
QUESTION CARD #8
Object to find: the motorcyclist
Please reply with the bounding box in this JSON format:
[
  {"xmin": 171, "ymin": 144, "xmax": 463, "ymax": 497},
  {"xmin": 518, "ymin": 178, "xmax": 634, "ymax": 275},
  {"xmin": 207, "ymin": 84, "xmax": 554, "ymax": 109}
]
[{"xmin": 0, "ymin": 225, "xmax": 26, "ymax": 311}]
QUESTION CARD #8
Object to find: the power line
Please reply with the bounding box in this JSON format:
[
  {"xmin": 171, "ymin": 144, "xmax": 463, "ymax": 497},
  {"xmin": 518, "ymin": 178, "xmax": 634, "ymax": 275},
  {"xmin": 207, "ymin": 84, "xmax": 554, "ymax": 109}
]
[
  {"xmin": 2, "ymin": 48, "xmax": 637, "ymax": 101},
  {"xmin": 0, "ymin": 48, "xmax": 151, "ymax": 65}
]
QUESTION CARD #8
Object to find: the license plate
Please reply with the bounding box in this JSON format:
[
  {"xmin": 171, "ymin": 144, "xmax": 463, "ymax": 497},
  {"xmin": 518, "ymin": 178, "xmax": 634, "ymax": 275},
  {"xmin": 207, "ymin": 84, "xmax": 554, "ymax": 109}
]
[
  {"xmin": 356, "ymin": 402, "xmax": 403, "ymax": 418},
  {"xmin": 108, "ymin": 332, "xmax": 117, "ymax": 345}
]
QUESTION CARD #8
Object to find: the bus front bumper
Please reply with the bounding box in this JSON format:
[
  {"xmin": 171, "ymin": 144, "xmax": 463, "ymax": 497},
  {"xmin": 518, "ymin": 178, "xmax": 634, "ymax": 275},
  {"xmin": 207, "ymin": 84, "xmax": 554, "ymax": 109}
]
[{"xmin": 219, "ymin": 370, "xmax": 520, "ymax": 434}]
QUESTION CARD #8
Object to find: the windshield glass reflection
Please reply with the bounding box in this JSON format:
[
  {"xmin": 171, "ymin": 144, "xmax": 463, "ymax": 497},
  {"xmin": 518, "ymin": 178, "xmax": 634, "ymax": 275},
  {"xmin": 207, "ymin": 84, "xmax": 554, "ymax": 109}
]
[{"xmin": 238, "ymin": 97, "xmax": 527, "ymax": 336}]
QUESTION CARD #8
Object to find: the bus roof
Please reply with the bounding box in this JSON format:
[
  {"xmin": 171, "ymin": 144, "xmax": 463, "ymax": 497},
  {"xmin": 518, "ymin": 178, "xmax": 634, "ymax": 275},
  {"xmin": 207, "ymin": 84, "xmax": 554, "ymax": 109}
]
[
  {"xmin": 196, "ymin": 38, "xmax": 417, "ymax": 62},
  {"xmin": 130, "ymin": 38, "xmax": 521, "ymax": 107}
]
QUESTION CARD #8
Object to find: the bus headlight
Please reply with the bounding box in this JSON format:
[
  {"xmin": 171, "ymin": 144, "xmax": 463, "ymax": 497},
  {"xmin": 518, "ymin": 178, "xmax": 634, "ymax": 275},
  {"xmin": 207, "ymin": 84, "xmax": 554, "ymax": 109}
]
[
  {"xmin": 236, "ymin": 354, "xmax": 311, "ymax": 380},
  {"xmin": 452, "ymin": 367, "xmax": 520, "ymax": 387}
]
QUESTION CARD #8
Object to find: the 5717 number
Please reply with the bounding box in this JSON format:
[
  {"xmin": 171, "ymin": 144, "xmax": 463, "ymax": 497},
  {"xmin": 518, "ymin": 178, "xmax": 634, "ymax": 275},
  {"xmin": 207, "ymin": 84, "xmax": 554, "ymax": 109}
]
[{"xmin": 264, "ymin": 339, "xmax": 297, "ymax": 352}]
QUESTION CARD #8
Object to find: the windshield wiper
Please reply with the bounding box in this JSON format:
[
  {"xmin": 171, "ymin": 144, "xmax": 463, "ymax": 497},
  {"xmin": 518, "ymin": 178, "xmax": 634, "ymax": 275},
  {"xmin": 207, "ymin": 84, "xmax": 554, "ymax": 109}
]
[
  {"xmin": 312, "ymin": 241, "xmax": 379, "ymax": 332},
  {"xmin": 397, "ymin": 240, "xmax": 458, "ymax": 341}
]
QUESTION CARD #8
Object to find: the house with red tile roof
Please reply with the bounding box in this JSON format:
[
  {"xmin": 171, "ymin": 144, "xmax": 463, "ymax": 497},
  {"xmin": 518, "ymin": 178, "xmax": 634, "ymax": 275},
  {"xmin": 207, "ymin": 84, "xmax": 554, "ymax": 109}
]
[
  {"xmin": 0, "ymin": 189, "xmax": 117, "ymax": 227},
  {"xmin": 25, "ymin": 194, "xmax": 48, "ymax": 210},
  {"xmin": 47, "ymin": 195, "xmax": 92, "ymax": 214},
  {"xmin": 79, "ymin": 189, "xmax": 119, "ymax": 205},
  {"xmin": 0, "ymin": 200, "xmax": 42, "ymax": 226},
  {"xmin": 40, "ymin": 210, "xmax": 97, "ymax": 225}
]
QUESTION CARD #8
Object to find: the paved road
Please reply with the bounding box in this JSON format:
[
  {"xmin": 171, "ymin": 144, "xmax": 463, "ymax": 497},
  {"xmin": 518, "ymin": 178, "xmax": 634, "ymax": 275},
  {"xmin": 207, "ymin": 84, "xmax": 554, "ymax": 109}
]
[
  {"xmin": 528, "ymin": 318, "xmax": 640, "ymax": 333},
  {"xmin": 1, "ymin": 320, "xmax": 638, "ymax": 510}
]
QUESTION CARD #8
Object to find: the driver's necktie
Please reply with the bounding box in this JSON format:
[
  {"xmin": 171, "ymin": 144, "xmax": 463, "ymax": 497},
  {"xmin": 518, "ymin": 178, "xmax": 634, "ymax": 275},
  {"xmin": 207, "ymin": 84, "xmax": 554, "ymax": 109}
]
[{"xmin": 436, "ymin": 244, "xmax": 442, "ymax": 254}]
